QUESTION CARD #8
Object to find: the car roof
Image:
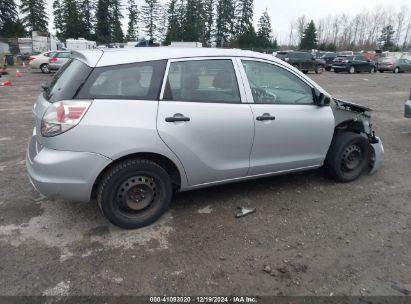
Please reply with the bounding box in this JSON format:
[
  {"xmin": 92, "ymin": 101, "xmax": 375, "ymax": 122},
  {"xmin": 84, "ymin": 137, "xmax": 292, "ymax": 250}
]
[{"xmin": 73, "ymin": 47, "xmax": 284, "ymax": 67}]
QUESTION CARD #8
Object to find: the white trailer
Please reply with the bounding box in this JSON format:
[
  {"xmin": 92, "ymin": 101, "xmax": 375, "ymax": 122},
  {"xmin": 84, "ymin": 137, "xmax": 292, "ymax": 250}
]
[
  {"xmin": 169, "ymin": 42, "xmax": 203, "ymax": 48},
  {"xmin": 66, "ymin": 38, "xmax": 96, "ymax": 50}
]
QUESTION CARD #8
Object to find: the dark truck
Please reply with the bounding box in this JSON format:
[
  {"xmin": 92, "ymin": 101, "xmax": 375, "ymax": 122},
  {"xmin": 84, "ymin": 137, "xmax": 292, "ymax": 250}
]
[
  {"xmin": 332, "ymin": 55, "xmax": 376, "ymax": 74},
  {"xmin": 276, "ymin": 51, "xmax": 326, "ymax": 74}
]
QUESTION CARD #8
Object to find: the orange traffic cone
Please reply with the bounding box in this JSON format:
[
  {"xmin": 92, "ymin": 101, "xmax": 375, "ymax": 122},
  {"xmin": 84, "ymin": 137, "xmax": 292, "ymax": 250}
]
[
  {"xmin": 0, "ymin": 80, "xmax": 13, "ymax": 86},
  {"xmin": 15, "ymin": 70, "xmax": 22, "ymax": 77}
]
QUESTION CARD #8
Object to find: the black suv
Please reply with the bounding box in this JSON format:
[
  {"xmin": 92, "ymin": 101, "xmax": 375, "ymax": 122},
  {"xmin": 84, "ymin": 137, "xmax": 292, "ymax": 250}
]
[
  {"xmin": 332, "ymin": 55, "xmax": 376, "ymax": 74},
  {"xmin": 276, "ymin": 51, "xmax": 326, "ymax": 74},
  {"xmin": 320, "ymin": 52, "xmax": 337, "ymax": 71}
]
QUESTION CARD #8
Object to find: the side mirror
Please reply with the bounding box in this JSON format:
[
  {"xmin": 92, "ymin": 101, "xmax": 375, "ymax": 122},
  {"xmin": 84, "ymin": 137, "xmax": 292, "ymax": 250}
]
[{"xmin": 312, "ymin": 88, "xmax": 331, "ymax": 106}]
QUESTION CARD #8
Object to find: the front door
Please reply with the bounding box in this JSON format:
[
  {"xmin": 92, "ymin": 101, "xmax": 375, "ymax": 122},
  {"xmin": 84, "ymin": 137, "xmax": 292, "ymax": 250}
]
[
  {"xmin": 157, "ymin": 58, "xmax": 254, "ymax": 186},
  {"xmin": 239, "ymin": 59, "xmax": 335, "ymax": 175}
]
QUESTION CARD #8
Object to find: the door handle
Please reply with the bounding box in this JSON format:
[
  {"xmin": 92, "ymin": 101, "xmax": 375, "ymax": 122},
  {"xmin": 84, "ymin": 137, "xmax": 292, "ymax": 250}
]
[
  {"xmin": 256, "ymin": 113, "xmax": 276, "ymax": 121},
  {"xmin": 165, "ymin": 115, "xmax": 190, "ymax": 122}
]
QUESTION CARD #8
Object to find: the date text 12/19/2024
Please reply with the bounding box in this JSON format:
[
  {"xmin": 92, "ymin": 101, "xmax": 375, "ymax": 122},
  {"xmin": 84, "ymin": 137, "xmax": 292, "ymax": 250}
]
[{"xmin": 149, "ymin": 296, "xmax": 258, "ymax": 303}]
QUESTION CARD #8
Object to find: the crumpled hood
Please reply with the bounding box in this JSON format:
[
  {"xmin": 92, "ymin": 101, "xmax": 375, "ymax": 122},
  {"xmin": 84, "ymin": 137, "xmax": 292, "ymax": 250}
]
[{"xmin": 333, "ymin": 98, "xmax": 372, "ymax": 113}]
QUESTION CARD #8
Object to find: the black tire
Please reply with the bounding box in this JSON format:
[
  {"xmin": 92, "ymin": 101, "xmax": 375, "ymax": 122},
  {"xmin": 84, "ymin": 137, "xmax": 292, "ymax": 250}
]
[
  {"xmin": 315, "ymin": 65, "xmax": 324, "ymax": 74},
  {"xmin": 379, "ymin": 70, "xmax": 384, "ymax": 73},
  {"xmin": 348, "ymin": 65, "xmax": 356, "ymax": 74},
  {"xmin": 325, "ymin": 66, "xmax": 331, "ymax": 71},
  {"xmin": 97, "ymin": 158, "xmax": 173, "ymax": 229},
  {"xmin": 302, "ymin": 70, "xmax": 308, "ymax": 74},
  {"xmin": 325, "ymin": 132, "xmax": 371, "ymax": 182},
  {"xmin": 394, "ymin": 67, "xmax": 400, "ymax": 73},
  {"xmin": 40, "ymin": 63, "xmax": 50, "ymax": 74}
]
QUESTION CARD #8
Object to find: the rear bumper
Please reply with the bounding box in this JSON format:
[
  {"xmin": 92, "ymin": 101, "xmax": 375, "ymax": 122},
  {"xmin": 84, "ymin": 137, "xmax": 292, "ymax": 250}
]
[
  {"xmin": 404, "ymin": 100, "xmax": 411, "ymax": 118},
  {"xmin": 369, "ymin": 136, "xmax": 384, "ymax": 175},
  {"xmin": 26, "ymin": 129, "xmax": 111, "ymax": 202},
  {"xmin": 378, "ymin": 66, "xmax": 394, "ymax": 71}
]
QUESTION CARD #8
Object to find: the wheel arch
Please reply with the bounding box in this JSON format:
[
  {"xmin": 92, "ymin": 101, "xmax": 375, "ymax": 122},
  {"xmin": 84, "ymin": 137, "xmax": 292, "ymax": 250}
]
[
  {"xmin": 334, "ymin": 119, "xmax": 367, "ymax": 135},
  {"xmin": 91, "ymin": 152, "xmax": 183, "ymax": 200}
]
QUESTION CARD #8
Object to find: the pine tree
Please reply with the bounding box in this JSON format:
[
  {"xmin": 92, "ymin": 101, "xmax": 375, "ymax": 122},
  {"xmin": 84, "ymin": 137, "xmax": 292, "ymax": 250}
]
[
  {"xmin": 20, "ymin": 0, "xmax": 48, "ymax": 32},
  {"xmin": 164, "ymin": 0, "xmax": 181, "ymax": 45},
  {"xmin": 78, "ymin": 0, "xmax": 95, "ymax": 40},
  {"xmin": 202, "ymin": 0, "xmax": 214, "ymax": 46},
  {"xmin": 95, "ymin": 0, "xmax": 111, "ymax": 43},
  {"xmin": 379, "ymin": 25, "xmax": 396, "ymax": 51},
  {"xmin": 111, "ymin": 0, "xmax": 124, "ymax": 43},
  {"xmin": 0, "ymin": 0, "xmax": 18, "ymax": 36},
  {"xmin": 182, "ymin": 0, "xmax": 204, "ymax": 42},
  {"xmin": 61, "ymin": 0, "xmax": 81, "ymax": 39},
  {"xmin": 233, "ymin": 0, "xmax": 256, "ymax": 48},
  {"xmin": 141, "ymin": 0, "xmax": 161, "ymax": 40},
  {"xmin": 256, "ymin": 9, "xmax": 272, "ymax": 48},
  {"xmin": 53, "ymin": 0, "xmax": 64, "ymax": 39},
  {"xmin": 126, "ymin": 0, "xmax": 139, "ymax": 41},
  {"xmin": 299, "ymin": 20, "xmax": 317, "ymax": 50},
  {"xmin": 215, "ymin": 0, "xmax": 235, "ymax": 47},
  {"xmin": 235, "ymin": 0, "xmax": 253, "ymax": 36}
]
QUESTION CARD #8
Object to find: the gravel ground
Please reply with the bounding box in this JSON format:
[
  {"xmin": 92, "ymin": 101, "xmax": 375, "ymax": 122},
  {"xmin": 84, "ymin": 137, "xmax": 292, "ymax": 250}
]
[{"xmin": 0, "ymin": 66, "xmax": 410, "ymax": 297}]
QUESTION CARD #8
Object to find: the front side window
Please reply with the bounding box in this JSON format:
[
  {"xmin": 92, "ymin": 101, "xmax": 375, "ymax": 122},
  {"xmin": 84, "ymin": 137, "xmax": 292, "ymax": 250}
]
[
  {"xmin": 242, "ymin": 60, "xmax": 314, "ymax": 105},
  {"xmin": 79, "ymin": 60, "xmax": 166, "ymax": 100},
  {"xmin": 163, "ymin": 59, "xmax": 241, "ymax": 103}
]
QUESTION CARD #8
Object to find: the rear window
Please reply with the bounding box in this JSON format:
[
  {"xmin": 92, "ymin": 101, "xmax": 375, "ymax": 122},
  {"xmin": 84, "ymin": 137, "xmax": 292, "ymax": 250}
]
[
  {"xmin": 78, "ymin": 60, "xmax": 166, "ymax": 100},
  {"xmin": 45, "ymin": 59, "xmax": 92, "ymax": 103}
]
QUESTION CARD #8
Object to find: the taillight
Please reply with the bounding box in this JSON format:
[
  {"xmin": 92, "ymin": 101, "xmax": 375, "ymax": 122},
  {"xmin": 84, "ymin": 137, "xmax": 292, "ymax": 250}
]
[
  {"xmin": 50, "ymin": 57, "xmax": 57, "ymax": 62},
  {"xmin": 41, "ymin": 100, "xmax": 92, "ymax": 137}
]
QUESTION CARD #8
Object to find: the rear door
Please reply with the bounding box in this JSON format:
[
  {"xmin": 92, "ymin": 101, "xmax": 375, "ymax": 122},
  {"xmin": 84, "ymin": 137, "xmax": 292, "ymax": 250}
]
[
  {"xmin": 157, "ymin": 58, "xmax": 254, "ymax": 186},
  {"xmin": 54, "ymin": 52, "xmax": 71, "ymax": 67},
  {"xmin": 238, "ymin": 58, "xmax": 334, "ymax": 175},
  {"xmin": 355, "ymin": 56, "xmax": 369, "ymax": 72}
]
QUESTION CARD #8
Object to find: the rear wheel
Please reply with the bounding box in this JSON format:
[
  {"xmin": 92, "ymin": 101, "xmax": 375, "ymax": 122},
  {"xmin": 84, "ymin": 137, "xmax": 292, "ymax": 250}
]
[
  {"xmin": 40, "ymin": 63, "xmax": 50, "ymax": 74},
  {"xmin": 394, "ymin": 67, "xmax": 400, "ymax": 73},
  {"xmin": 315, "ymin": 65, "xmax": 324, "ymax": 74},
  {"xmin": 348, "ymin": 65, "xmax": 356, "ymax": 74},
  {"xmin": 325, "ymin": 132, "xmax": 370, "ymax": 182},
  {"xmin": 97, "ymin": 158, "xmax": 173, "ymax": 229}
]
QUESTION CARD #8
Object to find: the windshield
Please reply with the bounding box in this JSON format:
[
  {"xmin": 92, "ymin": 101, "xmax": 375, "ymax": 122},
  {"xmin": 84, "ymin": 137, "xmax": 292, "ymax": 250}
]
[{"xmin": 45, "ymin": 59, "xmax": 92, "ymax": 103}]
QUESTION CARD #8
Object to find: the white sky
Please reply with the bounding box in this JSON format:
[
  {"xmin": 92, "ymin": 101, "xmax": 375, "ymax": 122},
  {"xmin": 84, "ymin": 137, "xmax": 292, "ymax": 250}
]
[{"xmin": 44, "ymin": 0, "xmax": 411, "ymax": 43}]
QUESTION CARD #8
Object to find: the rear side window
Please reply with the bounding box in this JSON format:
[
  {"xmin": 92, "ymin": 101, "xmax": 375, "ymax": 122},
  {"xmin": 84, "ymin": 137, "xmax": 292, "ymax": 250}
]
[
  {"xmin": 79, "ymin": 60, "xmax": 166, "ymax": 100},
  {"xmin": 45, "ymin": 59, "xmax": 92, "ymax": 103},
  {"xmin": 56, "ymin": 52, "xmax": 71, "ymax": 58},
  {"xmin": 163, "ymin": 59, "xmax": 241, "ymax": 103}
]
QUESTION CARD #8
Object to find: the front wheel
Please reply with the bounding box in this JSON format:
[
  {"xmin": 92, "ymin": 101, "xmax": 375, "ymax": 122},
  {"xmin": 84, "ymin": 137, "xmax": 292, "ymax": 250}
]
[
  {"xmin": 394, "ymin": 67, "xmax": 400, "ymax": 73},
  {"xmin": 325, "ymin": 132, "xmax": 370, "ymax": 182},
  {"xmin": 97, "ymin": 159, "xmax": 173, "ymax": 229},
  {"xmin": 348, "ymin": 65, "xmax": 356, "ymax": 74}
]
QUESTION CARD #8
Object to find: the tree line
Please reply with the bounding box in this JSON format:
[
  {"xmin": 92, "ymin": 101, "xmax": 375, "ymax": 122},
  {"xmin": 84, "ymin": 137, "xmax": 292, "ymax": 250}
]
[
  {"xmin": 288, "ymin": 6, "xmax": 411, "ymax": 51},
  {"xmin": 1, "ymin": 0, "xmax": 410, "ymax": 51},
  {"xmin": 0, "ymin": 0, "xmax": 277, "ymax": 49}
]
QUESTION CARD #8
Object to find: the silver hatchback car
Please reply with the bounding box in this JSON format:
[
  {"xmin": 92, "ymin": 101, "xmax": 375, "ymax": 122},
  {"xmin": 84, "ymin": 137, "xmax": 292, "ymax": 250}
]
[{"xmin": 27, "ymin": 48, "xmax": 384, "ymax": 229}]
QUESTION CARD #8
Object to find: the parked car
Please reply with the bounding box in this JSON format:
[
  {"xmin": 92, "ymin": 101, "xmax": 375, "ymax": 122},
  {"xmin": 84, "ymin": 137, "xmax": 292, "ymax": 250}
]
[
  {"xmin": 28, "ymin": 51, "xmax": 57, "ymax": 73},
  {"xmin": 49, "ymin": 51, "xmax": 72, "ymax": 72},
  {"xmin": 321, "ymin": 52, "xmax": 337, "ymax": 71},
  {"xmin": 27, "ymin": 48, "xmax": 384, "ymax": 229},
  {"xmin": 378, "ymin": 57, "xmax": 411, "ymax": 73},
  {"xmin": 17, "ymin": 52, "xmax": 40, "ymax": 62},
  {"xmin": 405, "ymin": 91, "xmax": 411, "ymax": 118},
  {"xmin": 332, "ymin": 55, "xmax": 376, "ymax": 74},
  {"xmin": 276, "ymin": 51, "xmax": 326, "ymax": 74}
]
